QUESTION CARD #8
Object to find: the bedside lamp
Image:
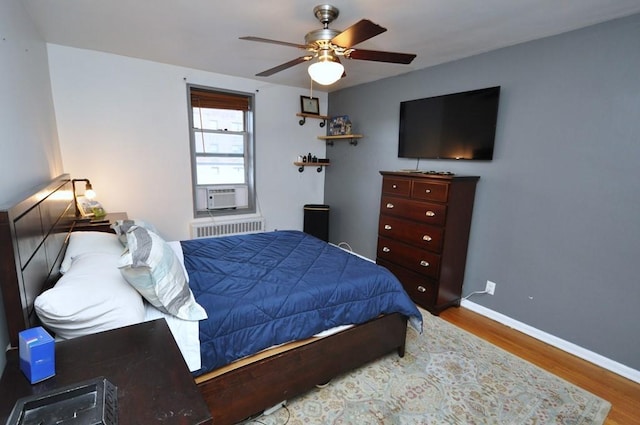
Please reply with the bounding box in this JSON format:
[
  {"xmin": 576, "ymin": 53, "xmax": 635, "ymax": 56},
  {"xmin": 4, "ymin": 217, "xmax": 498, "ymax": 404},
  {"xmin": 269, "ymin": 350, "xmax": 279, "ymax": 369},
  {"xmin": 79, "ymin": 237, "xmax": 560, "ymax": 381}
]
[{"xmin": 72, "ymin": 178, "xmax": 96, "ymax": 217}]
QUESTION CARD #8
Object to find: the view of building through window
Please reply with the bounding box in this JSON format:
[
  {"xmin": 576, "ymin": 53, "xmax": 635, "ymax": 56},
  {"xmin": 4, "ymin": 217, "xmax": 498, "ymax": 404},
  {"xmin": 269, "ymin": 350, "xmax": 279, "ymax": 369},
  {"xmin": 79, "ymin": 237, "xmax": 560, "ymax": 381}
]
[{"xmin": 193, "ymin": 108, "xmax": 245, "ymax": 185}]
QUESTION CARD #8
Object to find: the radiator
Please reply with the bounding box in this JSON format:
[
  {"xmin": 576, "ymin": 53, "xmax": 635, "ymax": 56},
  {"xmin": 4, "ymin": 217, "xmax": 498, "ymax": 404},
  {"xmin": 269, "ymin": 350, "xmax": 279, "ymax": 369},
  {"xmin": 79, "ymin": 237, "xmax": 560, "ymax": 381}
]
[{"xmin": 190, "ymin": 217, "xmax": 265, "ymax": 239}]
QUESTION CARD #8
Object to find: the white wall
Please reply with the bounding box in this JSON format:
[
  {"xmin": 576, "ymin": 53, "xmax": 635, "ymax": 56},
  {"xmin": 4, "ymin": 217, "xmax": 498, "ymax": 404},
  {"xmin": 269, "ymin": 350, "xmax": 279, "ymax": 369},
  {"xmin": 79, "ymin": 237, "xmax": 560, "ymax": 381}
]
[
  {"xmin": 0, "ymin": 2, "xmax": 62, "ymax": 197},
  {"xmin": 0, "ymin": 0, "xmax": 63, "ymax": 371},
  {"xmin": 48, "ymin": 44, "xmax": 328, "ymax": 241}
]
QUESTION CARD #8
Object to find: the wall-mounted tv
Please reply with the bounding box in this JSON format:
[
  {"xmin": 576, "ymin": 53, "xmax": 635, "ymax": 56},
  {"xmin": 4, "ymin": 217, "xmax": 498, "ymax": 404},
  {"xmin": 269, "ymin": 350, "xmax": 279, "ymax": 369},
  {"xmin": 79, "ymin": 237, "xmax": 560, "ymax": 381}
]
[{"xmin": 398, "ymin": 86, "xmax": 500, "ymax": 160}]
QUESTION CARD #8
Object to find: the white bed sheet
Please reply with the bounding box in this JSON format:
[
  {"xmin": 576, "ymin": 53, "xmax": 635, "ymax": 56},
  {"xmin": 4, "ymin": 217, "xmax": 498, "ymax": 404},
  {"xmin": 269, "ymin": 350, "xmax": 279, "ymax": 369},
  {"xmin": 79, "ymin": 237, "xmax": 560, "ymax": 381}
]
[{"xmin": 144, "ymin": 303, "xmax": 202, "ymax": 371}]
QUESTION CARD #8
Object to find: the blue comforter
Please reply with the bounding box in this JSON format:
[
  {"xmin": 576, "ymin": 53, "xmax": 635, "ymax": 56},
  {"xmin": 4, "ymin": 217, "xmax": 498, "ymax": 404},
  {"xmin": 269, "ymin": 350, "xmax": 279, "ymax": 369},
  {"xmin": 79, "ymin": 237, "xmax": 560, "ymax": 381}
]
[{"xmin": 181, "ymin": 230, "xmax": 421, "ymax": 376}]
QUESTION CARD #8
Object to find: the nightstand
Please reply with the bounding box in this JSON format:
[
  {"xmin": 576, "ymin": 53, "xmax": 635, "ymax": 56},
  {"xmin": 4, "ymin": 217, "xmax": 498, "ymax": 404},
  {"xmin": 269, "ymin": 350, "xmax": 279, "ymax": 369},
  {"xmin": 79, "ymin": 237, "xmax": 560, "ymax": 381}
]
[
  {"xmin": 73, "ymin": 212, "xmax": 128, "ymax": 233},
  {"xmin": 0, "ymin": 320, "xmax": 212, "ymax": 425}
]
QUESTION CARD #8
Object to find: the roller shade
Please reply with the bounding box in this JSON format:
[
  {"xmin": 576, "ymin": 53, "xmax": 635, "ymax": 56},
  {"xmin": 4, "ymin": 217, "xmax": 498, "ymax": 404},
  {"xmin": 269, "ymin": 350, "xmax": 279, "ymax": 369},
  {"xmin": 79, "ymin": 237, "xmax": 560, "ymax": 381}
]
[{"xmin": 190, "ymin": 89, "xmax": 250, "ymax": 111}]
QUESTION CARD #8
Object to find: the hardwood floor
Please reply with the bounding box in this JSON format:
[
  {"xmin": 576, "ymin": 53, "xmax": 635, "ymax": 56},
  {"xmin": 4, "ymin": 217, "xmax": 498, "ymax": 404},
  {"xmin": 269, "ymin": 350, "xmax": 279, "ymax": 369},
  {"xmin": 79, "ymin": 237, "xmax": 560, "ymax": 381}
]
[{"xmin": 439, "ymin": 306, "xmax": 640, "ymax": 425}]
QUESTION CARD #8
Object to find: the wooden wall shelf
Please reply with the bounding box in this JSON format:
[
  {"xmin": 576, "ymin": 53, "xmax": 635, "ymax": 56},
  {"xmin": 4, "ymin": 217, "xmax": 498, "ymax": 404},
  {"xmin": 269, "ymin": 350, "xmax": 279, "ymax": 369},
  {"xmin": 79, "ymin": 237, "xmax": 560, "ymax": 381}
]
[
  {"xmin": 296, "ymin": 113, "xmax": 329, "ymax": 127},
  {"xmin": 317, "ymin": 134, "xmax": 363, "ymax": 146},
  {"xmin": 294, "ymin": 162, "xmax": 330, "ymax": 173}
]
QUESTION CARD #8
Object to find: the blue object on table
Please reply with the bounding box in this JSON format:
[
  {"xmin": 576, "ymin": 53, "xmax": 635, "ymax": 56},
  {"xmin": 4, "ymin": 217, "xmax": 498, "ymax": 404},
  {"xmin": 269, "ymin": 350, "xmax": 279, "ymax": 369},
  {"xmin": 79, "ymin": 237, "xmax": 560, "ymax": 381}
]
[{"xmin": 19, "ymin": 327, "xmax": 55, "ymax": 384}]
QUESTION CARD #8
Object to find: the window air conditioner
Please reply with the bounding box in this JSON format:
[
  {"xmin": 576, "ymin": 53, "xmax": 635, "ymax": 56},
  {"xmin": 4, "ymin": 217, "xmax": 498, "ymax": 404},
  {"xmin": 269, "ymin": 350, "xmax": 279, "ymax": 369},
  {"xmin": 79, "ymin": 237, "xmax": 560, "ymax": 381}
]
[{"xmin": 207, "ymin": 188, "xmax": 236, "ymax": 210}]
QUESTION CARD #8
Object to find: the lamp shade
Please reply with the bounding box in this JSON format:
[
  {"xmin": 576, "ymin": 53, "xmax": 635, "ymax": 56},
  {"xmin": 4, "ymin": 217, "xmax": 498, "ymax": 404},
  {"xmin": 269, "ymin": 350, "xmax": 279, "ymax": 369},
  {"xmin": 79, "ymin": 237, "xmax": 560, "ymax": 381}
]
[{"xmin": 308, "ymin": 51, "xmax": 344, "ymax": 85}]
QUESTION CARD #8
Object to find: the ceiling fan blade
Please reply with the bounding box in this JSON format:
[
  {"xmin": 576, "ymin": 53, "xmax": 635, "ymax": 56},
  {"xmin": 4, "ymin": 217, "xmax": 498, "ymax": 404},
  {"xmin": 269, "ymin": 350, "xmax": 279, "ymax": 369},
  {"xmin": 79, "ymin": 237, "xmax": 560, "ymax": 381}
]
[
  {"xmin": 255, "ymin": 56, "xmax": 312, "ymax": 77},
  {"xmin": 331, "ymin": 19, "xmax": 387, "ymax": 48},
  {"xmin": 240, "ymin": 36, "xmax": 307, "ymax": 50},
  {"xmin": 348, "ymin": 49, "xmax": 416, "ymax": 64}
]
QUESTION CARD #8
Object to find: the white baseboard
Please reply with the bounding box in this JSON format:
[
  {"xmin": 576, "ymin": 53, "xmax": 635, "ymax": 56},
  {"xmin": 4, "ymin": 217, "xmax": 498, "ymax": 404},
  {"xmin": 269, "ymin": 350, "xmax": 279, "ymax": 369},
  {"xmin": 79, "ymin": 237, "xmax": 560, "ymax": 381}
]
[{"xmin": 460, "ymin": 299, "xmax": 640, "ymax": 384}]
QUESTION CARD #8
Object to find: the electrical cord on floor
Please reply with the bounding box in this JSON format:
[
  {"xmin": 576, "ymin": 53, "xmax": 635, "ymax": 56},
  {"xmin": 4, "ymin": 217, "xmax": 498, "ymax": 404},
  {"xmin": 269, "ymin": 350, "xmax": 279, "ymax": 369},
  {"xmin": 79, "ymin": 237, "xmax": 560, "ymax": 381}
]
[
  {"xmin": 242, "ymin": 404, "xmax": 291, "ymax": 425},
  {"xmin": 337, "ymin": 241, "xmax": 353, "ymax": 251},
  {"xmin": 462, "ymin": 290, "xmax": 488, "ymax": 300}
]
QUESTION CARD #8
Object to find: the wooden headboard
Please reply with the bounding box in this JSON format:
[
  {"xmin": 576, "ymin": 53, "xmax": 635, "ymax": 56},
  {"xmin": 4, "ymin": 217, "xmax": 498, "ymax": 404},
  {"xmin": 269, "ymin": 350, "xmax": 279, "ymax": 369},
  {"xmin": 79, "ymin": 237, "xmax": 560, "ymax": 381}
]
[{"xmin": 0, "ymin": 174, "xmax": 75, "ymax": 347}]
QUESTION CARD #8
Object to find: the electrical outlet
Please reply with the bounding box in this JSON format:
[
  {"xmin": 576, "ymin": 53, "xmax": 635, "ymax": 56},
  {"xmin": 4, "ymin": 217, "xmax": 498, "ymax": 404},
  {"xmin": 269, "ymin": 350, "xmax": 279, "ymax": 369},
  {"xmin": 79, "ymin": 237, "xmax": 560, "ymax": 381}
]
[{"xmin": 485, "ymin": 280, "xmax": 496, "ymax": 295}]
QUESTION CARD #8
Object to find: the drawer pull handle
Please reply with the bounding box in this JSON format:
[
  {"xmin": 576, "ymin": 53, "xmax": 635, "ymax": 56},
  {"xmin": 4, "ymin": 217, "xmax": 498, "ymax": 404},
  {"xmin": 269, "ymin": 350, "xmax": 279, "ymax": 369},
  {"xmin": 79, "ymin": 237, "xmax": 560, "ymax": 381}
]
[
  {"xmin": 384, "ymin": 224, "xmax": 392, "ymax": 230},
  {"xmin": 420, "ymin": 260, "xmax": 430, "ymax": 267},
  {"xmin": 386, "ymin": 203, "xmax": 394, "ymax": 209},
  {"xmin": 417, "ymin": 285, "xmax": 427, "ymax": 293},
  {"xmin": 422, "ymin": 235, "xmax": 432, "ymax": 242},
  {"xmin": 392, "ymin": 184, "xmax": 397, "ymax": 189},
  {"xmin": 425, "ymin": 189, "xmax": 431, "ymax": 193},
  {"xmin": 382, "ymin": 246, "xmax": 390, "ymax": 253},
  {"xmin": 425, "ymin": 210, "xmax": 435, "ymax": 217}
]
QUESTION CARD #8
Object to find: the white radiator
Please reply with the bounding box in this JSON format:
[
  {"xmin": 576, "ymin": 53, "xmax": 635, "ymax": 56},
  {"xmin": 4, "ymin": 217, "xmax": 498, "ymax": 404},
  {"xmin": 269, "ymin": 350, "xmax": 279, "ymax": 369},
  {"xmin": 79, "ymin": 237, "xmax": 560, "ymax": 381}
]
[{"xmin": 190, "ymin": 217, "xmax": 265, "ymax": 239}]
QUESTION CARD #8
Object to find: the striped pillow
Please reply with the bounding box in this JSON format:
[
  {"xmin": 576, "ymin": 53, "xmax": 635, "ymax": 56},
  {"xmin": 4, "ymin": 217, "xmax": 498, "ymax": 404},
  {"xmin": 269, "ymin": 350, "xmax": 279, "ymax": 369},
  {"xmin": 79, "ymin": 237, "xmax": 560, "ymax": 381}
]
[
  {"xmin": 111, "ymin": 219, "xmax": 158, "ymax": 246},
  {"xmin": 118, "ymin": 226, "xmax": 207, "ymax": 321}
]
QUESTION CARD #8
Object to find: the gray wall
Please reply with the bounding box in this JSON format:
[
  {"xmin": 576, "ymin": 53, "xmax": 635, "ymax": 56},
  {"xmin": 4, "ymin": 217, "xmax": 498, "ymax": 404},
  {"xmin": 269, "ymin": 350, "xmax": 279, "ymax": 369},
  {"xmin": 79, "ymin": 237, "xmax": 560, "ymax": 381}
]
[
  {"xmin": 0, "ymin": 0, "xmax": 64, "ymax": 372},
  {"xmin": 326, "ymin": 14, "xmax": 640, "ymax": 371}
]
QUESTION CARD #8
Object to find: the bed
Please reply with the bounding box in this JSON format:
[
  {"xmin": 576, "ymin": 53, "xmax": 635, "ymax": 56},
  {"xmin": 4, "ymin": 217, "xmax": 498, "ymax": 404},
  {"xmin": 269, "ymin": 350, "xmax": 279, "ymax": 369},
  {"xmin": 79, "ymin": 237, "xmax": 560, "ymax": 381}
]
[{"xmin": 0, "ymin": 174, "xmax": 421, "ymax": 425}]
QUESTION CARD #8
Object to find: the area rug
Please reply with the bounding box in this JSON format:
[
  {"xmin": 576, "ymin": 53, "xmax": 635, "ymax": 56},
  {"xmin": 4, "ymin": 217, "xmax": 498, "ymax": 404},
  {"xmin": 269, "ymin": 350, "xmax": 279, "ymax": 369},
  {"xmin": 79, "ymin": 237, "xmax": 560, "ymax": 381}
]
[{"xmin": 243, "ymin": 308, "xmax": 611, "ymax": 425}]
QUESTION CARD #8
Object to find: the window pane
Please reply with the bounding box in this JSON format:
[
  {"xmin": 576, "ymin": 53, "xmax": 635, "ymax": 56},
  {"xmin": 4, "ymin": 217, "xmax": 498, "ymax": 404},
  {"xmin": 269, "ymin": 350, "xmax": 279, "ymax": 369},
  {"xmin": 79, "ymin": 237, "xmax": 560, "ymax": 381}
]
[
  {"xmin": 193, "ymin": 108, "xmax": 243, "ymax": 131},
  {"xmin": 196, "ymin": 156, "xmax": 245, "ymax": 185},
  {"xmin": 194, "ymin": 131, "xmax": 245, "ymax": 154}
]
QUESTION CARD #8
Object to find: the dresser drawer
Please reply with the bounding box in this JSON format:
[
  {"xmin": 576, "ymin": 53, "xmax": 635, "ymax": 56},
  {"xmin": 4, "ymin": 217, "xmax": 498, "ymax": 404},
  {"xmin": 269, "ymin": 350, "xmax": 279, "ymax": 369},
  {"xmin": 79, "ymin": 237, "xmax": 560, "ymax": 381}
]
[
  {"xmin": 377, "ymin": 237, "xmax": 440, "ymax": 279},
  {"xmin": 380, "ymin": 196, "xmax": 446, "ymax": 226},
  {"xmin": 377, "ymin": 259, "xmax": 437, "ymax": 307},
  {"xmin": 378, "ymin": 214, "xmax": 443, "ymax": 253},
  {"xmin": 412, "ymin": 181, "xmax": 449, "ymax": 202},
  {"xmin": 382, "ymin": 177, "xmax": 411, "ymax": 197}
]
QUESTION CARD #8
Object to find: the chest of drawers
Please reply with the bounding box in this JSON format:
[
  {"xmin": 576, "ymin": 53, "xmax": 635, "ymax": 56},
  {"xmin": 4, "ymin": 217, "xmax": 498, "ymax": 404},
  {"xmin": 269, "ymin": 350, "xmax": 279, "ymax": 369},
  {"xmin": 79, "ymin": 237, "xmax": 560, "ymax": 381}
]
[{"xmin": 376, "ymin": 171, "xmax": 479, "ymax": 314}]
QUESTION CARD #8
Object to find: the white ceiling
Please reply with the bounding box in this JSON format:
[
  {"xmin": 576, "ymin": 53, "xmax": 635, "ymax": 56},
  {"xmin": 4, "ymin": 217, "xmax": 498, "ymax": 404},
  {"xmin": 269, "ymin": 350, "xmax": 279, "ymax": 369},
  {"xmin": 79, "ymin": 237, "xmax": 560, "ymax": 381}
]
[{"xmin": 23, "ymin": 0, "xmax": 640, "ymax": 92}]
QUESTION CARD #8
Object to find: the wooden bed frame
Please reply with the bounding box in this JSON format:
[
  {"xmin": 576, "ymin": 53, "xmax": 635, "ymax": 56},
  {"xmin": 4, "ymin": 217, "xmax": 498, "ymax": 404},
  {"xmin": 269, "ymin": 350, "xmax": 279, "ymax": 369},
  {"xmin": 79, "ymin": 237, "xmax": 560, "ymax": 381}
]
[{"xmin": 0, "ymin": 175, "xmax": 410, "ymax": 425}]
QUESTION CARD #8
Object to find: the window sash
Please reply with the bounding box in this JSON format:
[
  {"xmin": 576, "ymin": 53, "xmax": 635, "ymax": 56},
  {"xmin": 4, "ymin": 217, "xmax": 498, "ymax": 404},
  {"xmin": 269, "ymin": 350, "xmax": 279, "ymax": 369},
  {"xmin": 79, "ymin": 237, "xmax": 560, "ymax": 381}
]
[{"xmin": 193, "ymin": 129, "xmax": 246, "ymax": 155}]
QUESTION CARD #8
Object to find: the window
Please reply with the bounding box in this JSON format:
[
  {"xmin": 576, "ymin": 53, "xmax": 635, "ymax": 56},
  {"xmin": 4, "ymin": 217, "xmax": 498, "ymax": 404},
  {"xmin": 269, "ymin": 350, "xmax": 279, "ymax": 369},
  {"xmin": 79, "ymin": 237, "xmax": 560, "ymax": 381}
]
[{"xmin": 188, "ymin": 86, "xmax": 255, "ymax": 217}]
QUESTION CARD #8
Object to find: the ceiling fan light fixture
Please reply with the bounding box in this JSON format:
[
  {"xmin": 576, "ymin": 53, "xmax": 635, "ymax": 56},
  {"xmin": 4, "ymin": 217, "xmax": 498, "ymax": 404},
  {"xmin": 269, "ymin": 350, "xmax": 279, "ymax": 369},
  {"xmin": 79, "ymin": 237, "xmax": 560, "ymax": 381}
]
[
  {"xmin": 242, "ymin": 4, "xmax": 415, "ymax": 83},
  {"xmin": 308, "ymin": 50, "xmax": 344, "ymax": 85}
]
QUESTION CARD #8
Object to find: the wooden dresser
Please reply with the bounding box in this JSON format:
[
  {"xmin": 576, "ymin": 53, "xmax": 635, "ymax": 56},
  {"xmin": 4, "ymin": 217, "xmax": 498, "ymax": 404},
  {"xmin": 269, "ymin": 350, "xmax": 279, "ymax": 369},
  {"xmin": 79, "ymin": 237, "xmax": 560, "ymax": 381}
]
[{"xmin": 376, "ymin": 171, "xmax": 479, "ymax": 314}]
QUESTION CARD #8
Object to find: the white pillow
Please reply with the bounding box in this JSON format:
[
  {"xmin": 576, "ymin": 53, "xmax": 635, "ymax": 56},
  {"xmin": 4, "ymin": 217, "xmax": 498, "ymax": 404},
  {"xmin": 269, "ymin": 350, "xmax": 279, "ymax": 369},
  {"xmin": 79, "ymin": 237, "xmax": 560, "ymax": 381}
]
[
  {"xmin": 60, "ymin": 231, "xmax": 124, "ymax": 273},
  {"xmin": 35, "ymin": 252, "xmax": 145, "ymax": 339},
  {"xmin": 118, "ymin": 226, "xmax": 207, "ymax": 321}
]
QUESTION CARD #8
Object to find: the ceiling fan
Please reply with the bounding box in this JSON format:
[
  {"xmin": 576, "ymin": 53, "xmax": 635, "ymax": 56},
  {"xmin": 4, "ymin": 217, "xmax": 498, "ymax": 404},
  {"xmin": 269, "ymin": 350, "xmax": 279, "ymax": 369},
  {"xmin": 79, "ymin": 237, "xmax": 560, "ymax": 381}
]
[{"xmin": 239, "ymin": 4, "xmax": 416, "ymax": 85}]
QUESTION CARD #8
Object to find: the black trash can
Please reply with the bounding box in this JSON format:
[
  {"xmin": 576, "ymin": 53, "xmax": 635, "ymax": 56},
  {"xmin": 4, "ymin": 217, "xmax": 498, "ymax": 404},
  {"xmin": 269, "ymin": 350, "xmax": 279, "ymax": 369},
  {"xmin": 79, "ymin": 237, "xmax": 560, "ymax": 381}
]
[{"xmin": 303, "ymin": 204, "xmax": 330, "ymax": 242}]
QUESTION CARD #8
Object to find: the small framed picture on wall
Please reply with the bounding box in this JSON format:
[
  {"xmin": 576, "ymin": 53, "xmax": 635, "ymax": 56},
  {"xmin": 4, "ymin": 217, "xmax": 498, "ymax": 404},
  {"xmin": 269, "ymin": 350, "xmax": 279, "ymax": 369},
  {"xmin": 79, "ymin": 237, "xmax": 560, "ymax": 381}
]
[
  {"xmin": 329, "ymin": 115, "xmax": 351, "ymax": 135},
  {"xmin": 300, "ymin": 96, "xmax": 320, "ymax": 115}
]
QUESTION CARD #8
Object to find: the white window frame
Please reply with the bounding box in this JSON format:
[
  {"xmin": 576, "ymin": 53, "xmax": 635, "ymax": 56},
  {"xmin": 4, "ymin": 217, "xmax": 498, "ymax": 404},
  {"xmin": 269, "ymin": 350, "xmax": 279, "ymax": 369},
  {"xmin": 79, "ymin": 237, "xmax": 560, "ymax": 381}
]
[{"xmin": 187, "ymin": 85, "xmax": 256, "ymax": 218}]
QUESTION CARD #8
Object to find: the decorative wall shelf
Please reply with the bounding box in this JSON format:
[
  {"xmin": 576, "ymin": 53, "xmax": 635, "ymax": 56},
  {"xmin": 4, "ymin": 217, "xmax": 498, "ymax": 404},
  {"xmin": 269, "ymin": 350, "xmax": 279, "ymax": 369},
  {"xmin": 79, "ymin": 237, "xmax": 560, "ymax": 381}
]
[
  {"xmin": 317, "ymin": 134, "xmax": 363, "ymax": 146},
  {"xmin": 296, "ymin": 113, "xmax": 329, "ymax": 127},
  {"xmin": 294, "ymin": 162, "xmax": 330, "ymax": 173}
]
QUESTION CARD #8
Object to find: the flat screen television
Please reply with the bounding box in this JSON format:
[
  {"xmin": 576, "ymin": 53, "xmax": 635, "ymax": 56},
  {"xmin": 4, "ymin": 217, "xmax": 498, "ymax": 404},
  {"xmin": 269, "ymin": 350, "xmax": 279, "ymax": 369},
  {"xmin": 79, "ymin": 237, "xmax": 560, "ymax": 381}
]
[{"xmin": 398, "ymin": 86, "xmax": 500, "ymax": 160}]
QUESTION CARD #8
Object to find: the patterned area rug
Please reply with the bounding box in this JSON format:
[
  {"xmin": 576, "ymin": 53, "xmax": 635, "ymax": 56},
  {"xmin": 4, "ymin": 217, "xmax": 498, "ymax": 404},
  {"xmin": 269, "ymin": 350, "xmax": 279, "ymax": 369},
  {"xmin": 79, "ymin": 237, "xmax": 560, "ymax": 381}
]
[{"xmin": 243, "ymin": 308, "xmax": 611, "ymax": 425}]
